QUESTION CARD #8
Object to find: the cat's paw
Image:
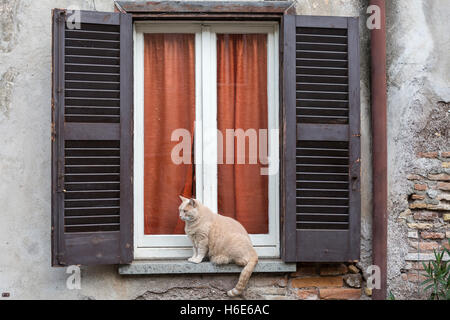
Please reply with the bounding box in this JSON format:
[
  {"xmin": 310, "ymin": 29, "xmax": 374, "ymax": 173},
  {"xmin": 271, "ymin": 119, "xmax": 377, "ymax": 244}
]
[
  {"xmin": 227, "ymin": 288, "xmax": 242, "ymax": 297},
  {"xmin": 188, "ymin": 257, "xmax": 202, "ymax": 264}
]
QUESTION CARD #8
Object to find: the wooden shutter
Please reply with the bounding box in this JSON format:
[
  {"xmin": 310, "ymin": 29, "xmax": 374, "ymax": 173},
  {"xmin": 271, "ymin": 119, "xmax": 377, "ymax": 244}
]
[
  {"xmin": 282, "ymin": 15, "xmax": 360, "ymax": 262},
  {"xmin": 51, "ymin": 9, "xmax": 133, "ymax": 266}
]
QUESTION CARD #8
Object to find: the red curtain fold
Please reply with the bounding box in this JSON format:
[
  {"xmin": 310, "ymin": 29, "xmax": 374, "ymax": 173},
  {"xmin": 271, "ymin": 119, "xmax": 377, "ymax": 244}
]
[
  {"xmin": 143, "ymin": 34, "xmax": 195, "ymax": 235},
  {"xmin": 217, "ymin": 34, "xmax": 269, "ymax": 234}
]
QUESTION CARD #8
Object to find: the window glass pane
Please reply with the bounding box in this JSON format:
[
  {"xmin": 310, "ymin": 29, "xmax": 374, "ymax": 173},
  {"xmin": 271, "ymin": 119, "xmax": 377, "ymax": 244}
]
[
  {"xmin": 144, "ymin": 34, "xmax": 195, "ymax": 235},
  {"xmin": 217, "ymin": 34, "xmax": 269, "ymax": 234}
]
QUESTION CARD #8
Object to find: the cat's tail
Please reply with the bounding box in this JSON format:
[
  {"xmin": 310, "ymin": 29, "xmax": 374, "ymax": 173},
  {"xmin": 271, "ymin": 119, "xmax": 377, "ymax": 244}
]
[{"xmin": 227, "ymin": 252, "xmax": 258, "ymax": 297}]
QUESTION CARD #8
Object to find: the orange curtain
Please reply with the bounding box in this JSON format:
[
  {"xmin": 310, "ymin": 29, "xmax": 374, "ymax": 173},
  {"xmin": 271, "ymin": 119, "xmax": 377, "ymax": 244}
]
[
  {"xmin": 217, "ymin": 34, "xmax": 269, "ymax": 234},
  {"xmin": 144, "ymin": 34, "xmax": 195, "ymax": 235}
]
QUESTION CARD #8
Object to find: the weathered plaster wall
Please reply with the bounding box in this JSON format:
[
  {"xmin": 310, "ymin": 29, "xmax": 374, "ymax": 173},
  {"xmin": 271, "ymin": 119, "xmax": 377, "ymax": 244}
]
[
  {"xmin": 385, "ymin": 0, "xmax": 450, "ymax": 299},
  {"xmin": 0, "ymin": 0, "xmax": 372, "ymax": 300}
]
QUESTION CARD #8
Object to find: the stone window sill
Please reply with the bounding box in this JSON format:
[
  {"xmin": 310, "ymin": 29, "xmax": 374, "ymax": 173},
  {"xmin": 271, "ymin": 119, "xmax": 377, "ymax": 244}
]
[{"xmin": 118, "ymin": 259, "xmax": 296, "ymax": 275}]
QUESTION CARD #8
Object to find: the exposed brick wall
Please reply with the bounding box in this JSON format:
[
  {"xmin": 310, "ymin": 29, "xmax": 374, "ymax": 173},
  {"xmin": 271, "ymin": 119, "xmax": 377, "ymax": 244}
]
[
  {"xmin": 400, "ymin": 151, "xmax": 450, "ymax": 283},
  {"xmin": 284, "ymin": 263, "xmax": 368, "ymax": 300},
  {"xmin": 135, "ymin": 264, "xmax": 368, "ymax": 300}
]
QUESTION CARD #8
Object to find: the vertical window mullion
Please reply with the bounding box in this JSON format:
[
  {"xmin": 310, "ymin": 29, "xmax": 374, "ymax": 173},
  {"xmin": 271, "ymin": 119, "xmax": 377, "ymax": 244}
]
[
  {"xmin": 195, "ymin": 31, "xmax": 204, "ymax": 203},
  {"xmin": 133, "ymin": 29, "xmax": 144, "ymax": 248},
  {"xmin": 267, "ymin": 26, "xmax": 280, "ymax": 247},
  {"xmin": 201, "ymin": 26, "xmax": 218, "ymax": 213}
]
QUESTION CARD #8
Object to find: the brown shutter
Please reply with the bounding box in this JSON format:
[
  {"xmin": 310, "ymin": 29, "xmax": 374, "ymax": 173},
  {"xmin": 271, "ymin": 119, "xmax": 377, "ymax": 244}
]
[
  {"xmin": 52, "ymin": 9, "xmax": 133, "ymax": 266},
  {"xmin": 282, "ymin": 15, "xmax": 360, "ymax": 262}
]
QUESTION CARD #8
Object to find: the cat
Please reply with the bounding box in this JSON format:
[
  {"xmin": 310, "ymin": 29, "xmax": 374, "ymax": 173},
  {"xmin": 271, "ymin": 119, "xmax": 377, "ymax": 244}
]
[{"xmin": 178, "ymin": 196, "xmax": 258, "ymax": 297}]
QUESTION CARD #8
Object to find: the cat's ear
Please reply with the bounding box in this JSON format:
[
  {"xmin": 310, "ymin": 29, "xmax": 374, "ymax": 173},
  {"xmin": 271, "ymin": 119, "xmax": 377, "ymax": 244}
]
[
  {"xmin": 179, "ymin": 195, "xmax": 188, "ymax": 202},
  {"xmin": 189, "ymin": 198, "xmax": 197, "ymax": 208}
]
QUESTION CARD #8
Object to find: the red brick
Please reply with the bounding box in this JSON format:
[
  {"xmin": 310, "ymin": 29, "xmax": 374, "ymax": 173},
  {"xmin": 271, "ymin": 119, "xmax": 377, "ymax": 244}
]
[
  {"xmin": 319, "ymin": 264, "xmax": 348, "ymax": 276},
  {"xmin": 406, "ymin": 262, "xmax": 426, "ymax": 270},
  {"xmin": 296, "ymin": 289, "xmax": 319, "ymax": 300},
  {"xmin": 421, "ymin": 232, "xmax": 445, "ymax": 240},
  {"xmin": 407, "ymin": 272, "xmax": 427, "ymax": 283},
  {"xmin": 437, "ymin": 182, "xmax": 450, "ymax": 191},
  {"xmin": 428, "ymin": 173, "xmax": 450, "ymax": 181},
  {"xmin": 348, "ymin": 265, "xmax": 360, "ymax": 274},
  {"xmin": 409, "ymin": 241, "xmax": 439, "ymax": 251},
  {"xmin": 441, "ymin": 152, "xmax": 450, "ymax": 158},
  {"xmin": 426, "ymin": 203, "xmax": 450, "ymax": 211},
  {"xmin": 414, "ymin": 184, "xmax": 427, "ymax": 191},
  {"xmin": 411, "ymin": 194, "xmax": 425, "ymax": 200},
  {"xmin": 418, "ymin": 152, "xmax": 438, "ymax": 158},
  {"xmin": 291, "ymin": 264, "xmax": 318, "ymax": 277},
  {"xmin": 407, "ymin": 174, "xmax": 422, "ymax": 180},
  {"xmin": 291, "ymin": 276, "xmax": 343, "ymax": 289},
  {"xmin": 319, "ymin": 288, "xmax": 361, "ymax": 300},
  {"xmin": 407, "ymin": 222, "xmax": 433, "ymax": 230},
  {"xmin": 409, "ymin": 202, "xmax": 427, "ymax": 209},
  {"xmin": 413, "ymin": 211, "xmax": 438, "ymax": 221}
]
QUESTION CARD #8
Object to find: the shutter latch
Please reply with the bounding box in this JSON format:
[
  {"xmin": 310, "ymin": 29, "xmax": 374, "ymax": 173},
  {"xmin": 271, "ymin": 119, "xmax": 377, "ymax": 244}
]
[{"xmin": 56, "ymin": 171, "xmax": 64, "ymax": 192}]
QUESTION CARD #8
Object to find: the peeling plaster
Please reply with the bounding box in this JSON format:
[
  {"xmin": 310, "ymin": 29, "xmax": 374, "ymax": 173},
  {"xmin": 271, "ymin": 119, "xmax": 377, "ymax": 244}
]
[
  {"xmin": 0, "ymin": 0, "xmax": 21, "ymax": 53},
  {"xmin": 386, "ymin": 0, "xmax": 450, "ymax": 299},
  {"xmin": 0, "ymin": 67, "xmax": 18, "ymax": 120}
]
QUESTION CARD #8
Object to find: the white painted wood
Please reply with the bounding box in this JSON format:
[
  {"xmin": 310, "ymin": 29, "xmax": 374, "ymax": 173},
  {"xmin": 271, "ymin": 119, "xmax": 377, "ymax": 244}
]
[
  {"xmin": 267, "ymin": 25, "xmax": 280, "ymax": 254},
  {"xmin": 134, "ymin": 23, "xmax": 199, "ymax": 252},
  {"xmin": 135, "ymin": 22, "xmax": 201, "ymax": 33},
  {"xmin": 133, "ymin": 26, "xmax": 145, "ymax": 254},
  {"xmin": 135, "ymin": 246, "xmax": 280, "ymax": 260},
  {"xmin": 210, "ymin": 23, "xmax": 276, "ymax": 34},
  {"xmin": 134, "ymin": 22, "xmax": 280, "ymax": 260},
  {"xmin": 194, "ymin": 32, "xmax": 204, "ymax": 203},
  {"xmin": 200, "ymin": 25, "xmax": 218, "ymax": 214}
]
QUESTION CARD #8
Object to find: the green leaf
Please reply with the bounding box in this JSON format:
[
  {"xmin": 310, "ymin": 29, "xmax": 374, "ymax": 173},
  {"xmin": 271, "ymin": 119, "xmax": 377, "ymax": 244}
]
[
  {"xmin": 421, "ymin": 278, "xmax": 433, "ymax": 286},
  {"xmin": 424, "ymin": 284, "xmax": 435, "ymax": 291}
]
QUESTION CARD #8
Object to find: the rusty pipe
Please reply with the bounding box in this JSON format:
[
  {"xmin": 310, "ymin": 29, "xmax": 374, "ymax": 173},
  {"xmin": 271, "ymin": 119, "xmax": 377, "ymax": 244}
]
[{"xmin": 370, "ymin": 0, "xmax": 387, "ymax": 300}]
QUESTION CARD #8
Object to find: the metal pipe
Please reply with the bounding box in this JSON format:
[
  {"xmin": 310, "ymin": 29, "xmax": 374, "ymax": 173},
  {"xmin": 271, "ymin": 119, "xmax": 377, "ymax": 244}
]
[{"xmin": 370, "ymin": 0, "xmax": 387, "ymax": 300}]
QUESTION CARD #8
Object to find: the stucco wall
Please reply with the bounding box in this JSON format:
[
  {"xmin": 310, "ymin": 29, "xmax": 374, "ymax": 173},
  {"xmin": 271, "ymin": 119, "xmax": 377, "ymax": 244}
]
[
  {"xmin": 0, "ymin": 0, "xmax": 374, "ymax": 300},
  {"xmin": 385, "ymin": 0, "xmax": 450, "ymax": 299}
]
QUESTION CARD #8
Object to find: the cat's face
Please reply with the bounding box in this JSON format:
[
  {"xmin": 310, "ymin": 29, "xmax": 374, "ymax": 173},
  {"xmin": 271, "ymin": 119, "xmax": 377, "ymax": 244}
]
[{"xmin": 178, "ymin": 196, "xmax": 199, "ymax": 222}]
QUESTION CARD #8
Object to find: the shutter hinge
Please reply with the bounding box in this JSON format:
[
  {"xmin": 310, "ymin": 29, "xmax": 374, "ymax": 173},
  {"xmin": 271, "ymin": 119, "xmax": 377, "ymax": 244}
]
[
  {"xmin": 57, "ymin": 252, "xmax": 65, "ymax": 265},
  {"xmin": 56, "ymin": 172, "xmax": 65, "ymax": 192},
  {"xmin": 51, "ymin": 122, "xmax": 55, "ymax": 142},
  {"xmin": 57, "ymin": 11, "xmax": 65, "ymax": 23}
]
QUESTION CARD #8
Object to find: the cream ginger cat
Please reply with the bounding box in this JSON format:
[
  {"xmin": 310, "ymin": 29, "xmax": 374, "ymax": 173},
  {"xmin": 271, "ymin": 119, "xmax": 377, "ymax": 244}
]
[{"xmin": 178, "ymin": 196, "xmax": 258, "ymax": 297}]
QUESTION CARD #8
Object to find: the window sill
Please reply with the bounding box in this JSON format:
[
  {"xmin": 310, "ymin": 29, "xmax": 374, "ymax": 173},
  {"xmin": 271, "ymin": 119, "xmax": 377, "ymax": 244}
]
[{"xmin": 118, "ymin": 259, "xmax": 296, "ymax": 275}]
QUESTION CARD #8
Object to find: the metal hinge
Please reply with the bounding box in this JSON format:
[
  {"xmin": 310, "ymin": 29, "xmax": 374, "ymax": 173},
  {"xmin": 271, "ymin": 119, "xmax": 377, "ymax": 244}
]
[{"xmin": 56, "ymin": 172, "xmax": 65, "ymax": 192}]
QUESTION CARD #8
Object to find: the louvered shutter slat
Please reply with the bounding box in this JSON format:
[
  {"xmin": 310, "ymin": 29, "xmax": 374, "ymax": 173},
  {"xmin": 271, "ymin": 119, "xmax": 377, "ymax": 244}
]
[
  {"xmin": 283, "ymin": 15, "xmax": 360, "ymax": 262},
  {"xmin": 52, "ymin": 9, "xmax": 132, "ymax": 266}
]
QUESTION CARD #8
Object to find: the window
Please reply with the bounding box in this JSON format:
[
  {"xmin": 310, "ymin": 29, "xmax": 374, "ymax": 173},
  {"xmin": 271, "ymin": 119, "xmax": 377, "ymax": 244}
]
[
  {"xmin": 51, "ymin": 3, "xmax": 361, "ymax": 267},
  {"xmin": 133, "ymin": 22, "xmax": 280, "ymax": 259}
]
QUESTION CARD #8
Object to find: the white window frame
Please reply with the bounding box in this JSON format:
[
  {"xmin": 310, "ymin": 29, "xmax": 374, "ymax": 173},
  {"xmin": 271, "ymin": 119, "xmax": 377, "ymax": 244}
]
[{"xmin": 133, "ymin": 21, "xmax": 280, "ymax": 259}]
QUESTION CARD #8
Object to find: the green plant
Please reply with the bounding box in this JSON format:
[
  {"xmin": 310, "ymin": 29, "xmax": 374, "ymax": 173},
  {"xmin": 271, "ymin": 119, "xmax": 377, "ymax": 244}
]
[
  {"xmin": 420, "ymin": 240, "xmax": 450, "ymax": 300},
  {"xmin": 387, "ymin": 290, "xmax": 396, "ymax": 300}
]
